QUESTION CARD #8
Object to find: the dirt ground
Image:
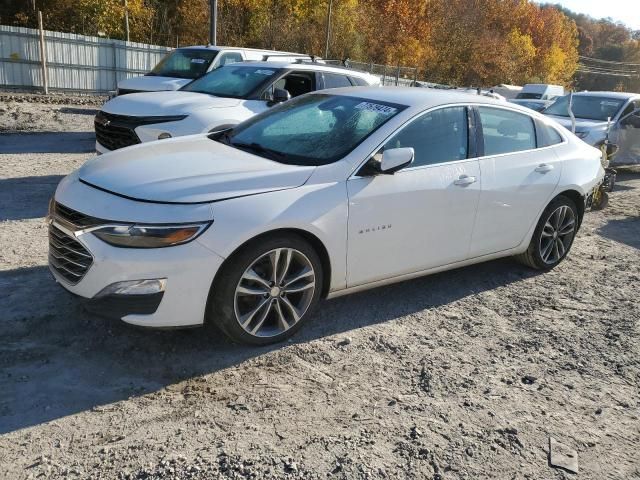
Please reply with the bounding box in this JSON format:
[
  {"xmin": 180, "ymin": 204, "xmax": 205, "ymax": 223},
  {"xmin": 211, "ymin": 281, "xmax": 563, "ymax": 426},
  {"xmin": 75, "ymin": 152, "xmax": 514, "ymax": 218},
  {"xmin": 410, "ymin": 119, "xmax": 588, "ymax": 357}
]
[{"xmin": 0, "ymin": 98, "xmax": 639, "ymax": 480}]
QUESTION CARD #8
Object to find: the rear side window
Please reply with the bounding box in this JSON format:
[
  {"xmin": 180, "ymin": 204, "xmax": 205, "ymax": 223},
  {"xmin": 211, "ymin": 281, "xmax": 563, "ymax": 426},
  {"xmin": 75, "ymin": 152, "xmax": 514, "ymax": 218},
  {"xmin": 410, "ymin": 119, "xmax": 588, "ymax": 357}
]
[
  {"xmin": 217, "ymin": 52, "xmax": 243, "ymax": 66},
  {"xmin": 478, "ymin": 107, "xmax": 536, "ymax": 155},
  {"xmin": 350, "ymin": 76, "xmax": 369, "ymax": 86},
  {"xmin": 536, "ymin": 121, "xmax": 563, "ymax": 147},
  {"xmin": 323, "ymin": 73, "xmax": 353, "ymax": 89},
  {"xmin": 384, "ymin": 106, "xmax": 469, "ymax": 167}
]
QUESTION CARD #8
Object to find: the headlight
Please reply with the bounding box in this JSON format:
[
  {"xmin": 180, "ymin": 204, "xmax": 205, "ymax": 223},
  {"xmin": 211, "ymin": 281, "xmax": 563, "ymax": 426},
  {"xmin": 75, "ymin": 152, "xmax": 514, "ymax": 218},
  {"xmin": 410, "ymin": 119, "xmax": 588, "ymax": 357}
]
[{"xmin": 91, "ymin": 222, "xmax": 211, "ymax": 248}]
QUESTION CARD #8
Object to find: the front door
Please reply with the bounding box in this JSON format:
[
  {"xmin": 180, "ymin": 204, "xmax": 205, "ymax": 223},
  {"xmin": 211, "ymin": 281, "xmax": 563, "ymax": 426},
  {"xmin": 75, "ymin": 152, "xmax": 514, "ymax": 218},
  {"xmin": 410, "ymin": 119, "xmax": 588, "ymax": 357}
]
[
  {"xmin": 610, "ymin": 103, "xmax": 640, "ymax": 166},
  {"xmin": 346, "ymin": 106, "xmax": 481, "ymax": 287}
]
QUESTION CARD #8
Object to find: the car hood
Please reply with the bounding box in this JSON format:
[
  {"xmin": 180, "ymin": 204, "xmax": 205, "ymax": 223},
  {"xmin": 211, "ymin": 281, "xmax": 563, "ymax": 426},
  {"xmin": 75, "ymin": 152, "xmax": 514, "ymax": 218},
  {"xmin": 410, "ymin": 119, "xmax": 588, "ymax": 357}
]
[
  {"xmin": 103, "ymin": 91, "xmax": 242, "ymax": 116},
  {"xmin": 544, "ymin": 115, "xmax": 608, "ymax": 132},
  {"xmin": 117, "ymin": 75, "xmax": 191, "ymax": 92},
  {"xmin": 79, "ymin": 136, "xmax": 315, "ymax": 204}
]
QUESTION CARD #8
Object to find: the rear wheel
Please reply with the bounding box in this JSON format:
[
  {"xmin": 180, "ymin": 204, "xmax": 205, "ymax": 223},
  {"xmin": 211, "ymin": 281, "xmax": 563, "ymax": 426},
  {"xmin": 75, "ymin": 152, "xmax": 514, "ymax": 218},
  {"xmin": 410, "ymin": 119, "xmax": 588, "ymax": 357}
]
[
  {"xmin": 516, "ymin": 196, "xmax": 578, "ymax": 270},
  {"xmin": 209, "ymin": 234, "xmax": 323, "ymax": 345}
]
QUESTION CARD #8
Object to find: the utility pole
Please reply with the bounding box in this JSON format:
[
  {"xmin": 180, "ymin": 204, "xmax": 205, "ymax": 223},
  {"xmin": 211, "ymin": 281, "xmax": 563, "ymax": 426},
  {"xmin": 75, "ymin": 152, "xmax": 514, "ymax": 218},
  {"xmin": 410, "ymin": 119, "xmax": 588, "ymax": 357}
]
[
  {"xmin": 324, "ymin": 0, "xmax": 333, "ymax": 59},
  {"xmin": 209, "ymin": 0, "xmax": 218, "ymax": 46},
  {"xmin": 124, "ymin": 0, "xmax": 130, "ymax": 42}
]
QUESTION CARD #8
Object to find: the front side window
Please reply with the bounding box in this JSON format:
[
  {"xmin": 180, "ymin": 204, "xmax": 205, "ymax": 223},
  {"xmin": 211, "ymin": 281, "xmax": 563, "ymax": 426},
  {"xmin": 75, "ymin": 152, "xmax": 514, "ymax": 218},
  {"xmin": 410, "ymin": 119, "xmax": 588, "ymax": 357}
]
[
  {"xmin": 384, "ymin": 106, "xmax": 469, "ymax": 167},
  {"xmin": 271, "ymin": 71, "xmax": 316, "ymax": 97},
  {"xmin": 150, "ymin": 49, "xmax": 218, "ymax": 79},
  {"xmin": 478, "ymin": 107, "xmax": 536, "ymax": 155},
  {"xmin": 544, "ymin": 95, "xmax": 626, "ymax": 121},
  {"xmin": 323, "ymin": 73, "xmax": 353, "ymax": 89},
  {"xmin": 181, "ymin": 65, "xmax": 278, "ymax": 99},
  {"xmin": 217, "ymin": 94, "xmax": 405, "ymax": 166}
]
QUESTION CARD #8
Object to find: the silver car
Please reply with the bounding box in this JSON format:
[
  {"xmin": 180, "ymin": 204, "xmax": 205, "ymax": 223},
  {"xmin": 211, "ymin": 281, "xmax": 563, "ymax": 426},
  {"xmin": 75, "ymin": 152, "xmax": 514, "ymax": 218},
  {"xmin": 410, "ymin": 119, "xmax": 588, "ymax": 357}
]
[{"xmin": 543, "ymin": 91, "xmax": 640, "ymax": 166}]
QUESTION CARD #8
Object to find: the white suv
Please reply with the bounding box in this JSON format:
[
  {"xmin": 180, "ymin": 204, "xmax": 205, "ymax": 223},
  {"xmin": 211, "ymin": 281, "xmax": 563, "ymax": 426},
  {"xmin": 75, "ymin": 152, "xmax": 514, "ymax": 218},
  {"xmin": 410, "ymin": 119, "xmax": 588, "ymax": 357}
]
[
  {"xmin": 116, "ymin": 46, "xmax": 311, "ymax": 95},
  {"xmin": 96, "ymin": 61, "xmax": 380, "ymax": 154}
]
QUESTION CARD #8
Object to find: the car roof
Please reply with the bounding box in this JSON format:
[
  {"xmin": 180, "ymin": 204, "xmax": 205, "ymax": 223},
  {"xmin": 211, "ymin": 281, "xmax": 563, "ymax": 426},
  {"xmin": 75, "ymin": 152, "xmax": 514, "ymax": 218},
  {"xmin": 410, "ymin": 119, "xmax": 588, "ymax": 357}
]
[
  {"xmin": 176, "ymin": 45, "xmax": 301, "ymax": 54},
  {"xmin": 227, "ymin": 61, "xmax": 375, "ymax": 78},
  {"xmin": 571, "ymin": 91, "xmax": 639, "ymax": 99},
  {"xmin": 322, "ymin": 86, "xmax": 513, "ymax": 108}
]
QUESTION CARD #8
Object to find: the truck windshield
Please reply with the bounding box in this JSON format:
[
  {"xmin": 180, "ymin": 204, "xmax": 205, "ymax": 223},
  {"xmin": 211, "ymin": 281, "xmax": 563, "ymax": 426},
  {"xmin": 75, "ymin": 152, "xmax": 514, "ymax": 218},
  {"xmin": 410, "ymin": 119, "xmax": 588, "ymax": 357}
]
[
  {"xmin": 214, "ymin": 94, "xmax": 406, "ymax": 166},
  {"xmin": 181, "ymin": 65, "xmax": 279, "ymax": 99},
  {"xmin": 544, "ymin": 95, "xmax": 626, "ymax": 121},
  {"xmin": 149, "ymin": 49, "xmax": 218, "ymax": 79}
]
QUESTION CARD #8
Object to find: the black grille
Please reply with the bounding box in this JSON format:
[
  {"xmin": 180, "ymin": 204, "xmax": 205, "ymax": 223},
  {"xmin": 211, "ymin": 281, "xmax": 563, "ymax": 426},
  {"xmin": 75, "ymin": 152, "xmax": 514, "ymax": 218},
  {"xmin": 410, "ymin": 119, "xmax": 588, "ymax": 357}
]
[
  {"xmin": 95, "ymin": 111, "xmax": 141, "ymax": 151},
  {"xmin": 49, "ymin": 224, "xmax": 93, "ymax": 284},
  {"xmin": 94, "ymin": 111, "xmax": 188, "ymax": 151},
  {"xmin": 53, "ymin": 202, "xmax": 105, "ymax": 228}
]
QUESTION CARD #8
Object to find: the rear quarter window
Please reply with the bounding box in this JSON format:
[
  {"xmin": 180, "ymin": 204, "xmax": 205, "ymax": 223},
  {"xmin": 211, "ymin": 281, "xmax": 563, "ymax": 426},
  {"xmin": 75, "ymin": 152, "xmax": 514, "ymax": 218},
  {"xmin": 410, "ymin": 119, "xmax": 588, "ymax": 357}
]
[{"xmin": 536, "ymin": 120, "xmax": 564, "ymax": 147}]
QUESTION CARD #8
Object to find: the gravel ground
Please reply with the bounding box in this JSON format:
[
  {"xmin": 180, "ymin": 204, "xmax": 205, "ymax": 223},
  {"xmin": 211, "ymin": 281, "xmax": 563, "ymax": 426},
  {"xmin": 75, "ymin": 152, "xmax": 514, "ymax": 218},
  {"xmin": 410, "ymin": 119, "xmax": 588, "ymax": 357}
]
[{"xmin": 0, "ymin": 99, "xmax": 639, "ymax": 480}]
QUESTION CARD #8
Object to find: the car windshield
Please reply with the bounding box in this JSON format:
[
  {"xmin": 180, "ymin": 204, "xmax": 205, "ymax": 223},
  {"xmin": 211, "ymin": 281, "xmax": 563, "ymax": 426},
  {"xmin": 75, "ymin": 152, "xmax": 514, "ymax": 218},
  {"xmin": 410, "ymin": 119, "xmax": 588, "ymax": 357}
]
[
  {"xmin": 149, "ymin": 49, "xmax": 218, "ymax": 79},
  {"xmin": 544, "ymin": 95, "xmax": 626, "ymax": 121},
  {"xmin": 181, "ymin": 65, "xmax": 279, "ymax": 99},
  {"xmin": 214, "ymin": 94, "xmax": 405, "ymax": 166}
]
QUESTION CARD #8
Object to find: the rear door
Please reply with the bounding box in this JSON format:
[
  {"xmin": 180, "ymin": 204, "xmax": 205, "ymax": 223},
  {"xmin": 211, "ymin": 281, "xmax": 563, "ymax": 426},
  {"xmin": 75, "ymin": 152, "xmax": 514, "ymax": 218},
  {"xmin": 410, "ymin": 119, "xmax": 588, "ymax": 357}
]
[{"xmin": 469, "ymin": 106, "xmax": 562, "ymax": 257}]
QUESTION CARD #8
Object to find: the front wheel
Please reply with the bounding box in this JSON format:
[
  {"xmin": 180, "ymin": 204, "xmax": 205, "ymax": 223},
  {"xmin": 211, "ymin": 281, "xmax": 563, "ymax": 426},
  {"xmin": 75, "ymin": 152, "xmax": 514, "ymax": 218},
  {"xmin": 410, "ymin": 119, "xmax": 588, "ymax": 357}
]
[
  {"xmin": 516, "ymin": 196, "xmax": 579, "ymax": 270},
  {"xmin": 209, "ymin": 234, "xmax": 323, "ymax": 345}
]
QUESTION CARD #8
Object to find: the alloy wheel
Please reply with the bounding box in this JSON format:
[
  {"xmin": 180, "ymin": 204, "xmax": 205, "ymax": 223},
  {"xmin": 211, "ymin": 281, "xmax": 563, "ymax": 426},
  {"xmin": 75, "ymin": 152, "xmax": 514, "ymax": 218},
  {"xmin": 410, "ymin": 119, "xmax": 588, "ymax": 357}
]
[
  {"xmin": 233, "ymin": 248, "xmax": 316, "ymax": 338},
  {"xmin": 538, "ymin": 205, "xmax": 576, "ymax": 265}
]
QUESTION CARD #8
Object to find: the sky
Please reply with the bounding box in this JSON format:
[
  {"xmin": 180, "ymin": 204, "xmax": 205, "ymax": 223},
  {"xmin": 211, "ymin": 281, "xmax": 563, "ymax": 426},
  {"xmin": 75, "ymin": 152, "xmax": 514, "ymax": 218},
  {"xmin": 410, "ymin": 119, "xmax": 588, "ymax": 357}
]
[{"xmin": 538, "ymin": 0, "xmax": 640, "ymax": 30}]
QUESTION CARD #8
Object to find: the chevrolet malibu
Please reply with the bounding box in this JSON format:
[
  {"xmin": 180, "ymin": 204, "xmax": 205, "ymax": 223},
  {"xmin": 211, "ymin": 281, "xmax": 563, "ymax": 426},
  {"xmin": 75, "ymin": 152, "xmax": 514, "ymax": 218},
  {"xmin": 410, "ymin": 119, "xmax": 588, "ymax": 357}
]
[{"xmin": 49, "ymin": 88, "xmax": 604, "ymax": 345}]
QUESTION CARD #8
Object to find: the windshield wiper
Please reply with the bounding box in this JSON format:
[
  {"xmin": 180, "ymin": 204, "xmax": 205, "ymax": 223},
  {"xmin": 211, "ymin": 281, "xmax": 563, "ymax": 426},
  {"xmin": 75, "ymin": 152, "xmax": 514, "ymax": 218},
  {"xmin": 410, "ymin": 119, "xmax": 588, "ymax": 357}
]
[{"xmin": 230, "ymin": 141, "xmax": 286, "ymax": 161}]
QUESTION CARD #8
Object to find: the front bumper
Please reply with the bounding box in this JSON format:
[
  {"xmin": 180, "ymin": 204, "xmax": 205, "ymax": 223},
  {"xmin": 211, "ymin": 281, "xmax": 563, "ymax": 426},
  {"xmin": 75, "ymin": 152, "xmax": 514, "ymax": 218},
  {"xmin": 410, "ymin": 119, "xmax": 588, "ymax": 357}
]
[{"xmin": 49, "ymin": 221, "xmax": 224, "ymax": 328}]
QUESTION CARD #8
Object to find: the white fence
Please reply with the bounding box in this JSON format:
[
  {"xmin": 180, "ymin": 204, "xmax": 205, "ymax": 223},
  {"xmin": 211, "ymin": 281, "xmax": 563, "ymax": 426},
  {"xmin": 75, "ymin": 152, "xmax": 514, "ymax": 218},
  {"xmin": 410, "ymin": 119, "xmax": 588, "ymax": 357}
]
[{"xmin": 0, "ymin": 25, "xmax": 171, "ymax": 94}]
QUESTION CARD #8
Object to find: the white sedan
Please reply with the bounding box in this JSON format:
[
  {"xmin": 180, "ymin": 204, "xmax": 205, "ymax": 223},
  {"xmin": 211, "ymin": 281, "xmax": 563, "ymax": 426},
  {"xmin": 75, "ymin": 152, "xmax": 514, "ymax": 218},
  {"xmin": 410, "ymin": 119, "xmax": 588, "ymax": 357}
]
[{"xmin": 50, "ymin": 88, "xmax": 604, "ymax": 344}]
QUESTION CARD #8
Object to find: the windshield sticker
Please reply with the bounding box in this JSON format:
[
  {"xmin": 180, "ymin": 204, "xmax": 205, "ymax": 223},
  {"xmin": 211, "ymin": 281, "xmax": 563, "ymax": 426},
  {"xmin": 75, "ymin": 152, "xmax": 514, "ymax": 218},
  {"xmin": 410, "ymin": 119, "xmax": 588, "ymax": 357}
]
[
  {"xmin": 255, "ymin": 69, "xmax": 275, "ymax": 75},
  {"xmin": 602, "ymin": 101, "xmax": 620, "ymax": 107},
  {"xmin": 355, "ymin": 102, "xmax": 398, "ymax": 115},
  {"xmin": 190, "ymin": 58, "xmax": 207, "ymax": 64}
]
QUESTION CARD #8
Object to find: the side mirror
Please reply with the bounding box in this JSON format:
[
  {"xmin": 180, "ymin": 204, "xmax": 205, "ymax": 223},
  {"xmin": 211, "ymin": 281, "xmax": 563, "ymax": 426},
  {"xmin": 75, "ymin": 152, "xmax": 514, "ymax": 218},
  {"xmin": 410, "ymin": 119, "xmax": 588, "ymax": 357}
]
[
  {"xmin": 380, "ymin": 147, "xmax": 414, "ymax": 173},
  {"xmin": 270, "ymin": 88, "xmax": 291, "ymax": 105},
  {"xmin": 357, "ymin": 147, "xmax": 414, "ymax": 176}
]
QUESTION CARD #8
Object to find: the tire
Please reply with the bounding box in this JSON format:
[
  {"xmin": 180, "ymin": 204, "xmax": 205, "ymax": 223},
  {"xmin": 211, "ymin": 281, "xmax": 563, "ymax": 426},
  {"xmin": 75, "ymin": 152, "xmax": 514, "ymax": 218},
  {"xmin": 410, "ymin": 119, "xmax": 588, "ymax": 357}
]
[
  {"xmin": 515, "ymin": 196, "xmax": 579, "ymax": 271},
  {"xmin": 209, "ymin": 233, "xmax": 323, "ymax": 345}
]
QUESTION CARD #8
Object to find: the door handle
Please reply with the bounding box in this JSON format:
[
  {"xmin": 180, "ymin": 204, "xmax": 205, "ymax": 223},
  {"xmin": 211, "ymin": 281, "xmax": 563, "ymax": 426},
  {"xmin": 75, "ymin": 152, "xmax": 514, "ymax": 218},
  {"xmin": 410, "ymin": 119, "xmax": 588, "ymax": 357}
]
[
  {"xmin": 454, "ymin": 174, "xmax": 477, "ymax": 186},
  {"xmin": 535, "ymin": 163, "xmax": 554, "ymax": 173}
]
